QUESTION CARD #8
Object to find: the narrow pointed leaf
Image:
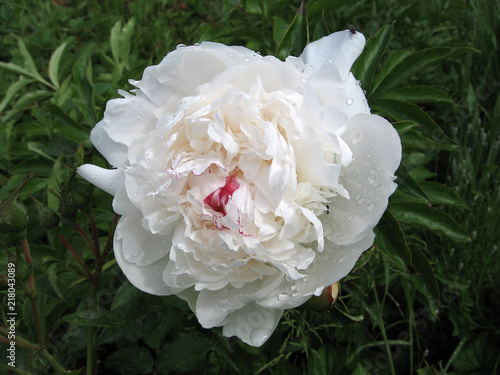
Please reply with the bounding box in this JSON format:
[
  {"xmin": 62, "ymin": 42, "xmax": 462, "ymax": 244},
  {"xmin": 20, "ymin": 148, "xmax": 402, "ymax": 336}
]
[
  {"xmin": 275, "ymin": 0, "xmax": 308, "ymax": 60},
  {"xmin": 420, "ymin": 181, "xmax": 468, "ymax": 207},
  {"xmin": 390, "ymin": 202, "xmax": 470, "ymax": 242},
  {"xmin": 49, "ymin": 42, "xmax": 68, "ymax": 88},
  {"xmin": 373, "ymin": 47, "xmax": 477, "ymax": 94},
  {"xmin": 72, "ymin": 55, "xmax": 96, "ymax": 125},
  {"xmin": 352, "ymin": 23, "xmax": 393, "ymax": 90},
  {"xmin": 378, "ymin": 86, "xmax": 453, "ymax": 104},
  {"xmin": 375, "ymin": 209, "xmax": 412, "ymax": 269},
  {"xmin": 0, "ymin": 78, "xmax": 34, "ymax": 112}
]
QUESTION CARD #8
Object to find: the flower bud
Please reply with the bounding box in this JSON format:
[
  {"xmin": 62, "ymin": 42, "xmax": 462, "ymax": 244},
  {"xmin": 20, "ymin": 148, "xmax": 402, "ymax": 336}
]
[
  {"xmin": 31, "ymin": 196, "xmax": 60, "ymax": 229},
  {"xmin": 0, "ymin": 198, "xmax": 29, "ymax": 235},
  {"xmin": 300, "ymin": 282, "xmax": 340, "ymax": 311},
  {"xmin": 15, "ymin": 254, "xmax": 32, "ymax": 282},
  {"xmin": 70, "ymin": 179, "xmax": 92, "ymax": 211}
]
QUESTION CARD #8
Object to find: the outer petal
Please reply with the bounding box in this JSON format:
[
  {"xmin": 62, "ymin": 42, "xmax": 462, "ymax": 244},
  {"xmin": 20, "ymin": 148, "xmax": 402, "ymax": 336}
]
[
  {"xmin": 77, "ymin": 165, "xmax": 124, "ymax": 196},
  {"xmin": 324, "ymin": 114, "xmax": 401, "ymax": 245},
  {"xmin": 114, "ymin": 211, "xmax": 182, "ymax": 296},
  {"xmin": 300, "ymin": 30, "xmax": 365, "ymax": 80},
  {"xmin": 221, "ymin": 303, "xmax": 283, "ymax": 347},
  {"xmin": 131, "ymin": 42, "xmax": 260, "ymax": 112},
  {"xmin": 89, "ymin": 120, "xmax": 129, "ymax": 167}
]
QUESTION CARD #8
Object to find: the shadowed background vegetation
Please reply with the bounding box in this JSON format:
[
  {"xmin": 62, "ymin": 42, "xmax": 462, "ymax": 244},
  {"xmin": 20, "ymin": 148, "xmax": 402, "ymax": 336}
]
[{"xmin": 0, "ymin": 0, "xmax": 498, "ymax": 374}]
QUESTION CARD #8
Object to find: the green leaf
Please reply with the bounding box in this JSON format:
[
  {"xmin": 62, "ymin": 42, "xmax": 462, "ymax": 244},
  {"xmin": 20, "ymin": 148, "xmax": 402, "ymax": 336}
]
[
  {"xmin": 401, "ymin": 128, "xmax": 458, "ymax": 151},
  {"xmin": 46, "ymin": 104, "xmax": 91, "ymax": 146},
  {"xmin": 275, "ymin": 0, "xmax": 308, "ymax": 60},
  {"xmin": 375, "ymin": 209, "xmax": 412, "ymax": 269},
  {"xmin": 62, "ymin": 309, "xmax": 125, "ymax": 328},
  {"xmin": 16, "ymin": 38, "xmax": 53, "ymax": 88},
  {"xmin": 390, "ymin": 202, "xmax": 470, "ymax": 242},
  {"xmin": 46, "ymin": 262, "xmax": 66, "ymax": 301},
  {"xmin": 371, "ymin": 98, "xmax": 447, "ymax": 136},
  {"xmin": 72, "ymin": 54, "xmax": 96, "ymax": 126},
  {"xmin": 48, "ymin": 42, "xmax": 68, "ymax": 88},
  {"xmin": 120, "ymin": 18, "xmax": 136, "ymax": 70},
  {"xmin": 395, "ymin": 163, "xmax": 430, "ymax": 202},
  {"xmin": 373, "ymin": 46, "xmax": 477, "ymax": 94},
  {"xmin": 352, "ymin": 23, "xmax": 393, "ymax": 90},
  {"xmin": 110, "ymin": 20, "xmax": 122, "ymax": 67},
  {"xmin": 2, "ymin": 90, "xmax": 52, "ymax": 123},
  {"xmin": 378, "ymin": 86, "xmax": 453, "ymax": 104},
  {"xmin": 307, "ymin": 0, "xmax": 350, "ymax": 20},
  {"xmin": 74, "ymin": 142, "xmax": 85, "ymax": 169},
  {"xmin": 158, "ymin": 333, "xmax": 211, "ymax": 373},
  {"xmin": 104, "ymin": 346, "xmax": 153, "ymax": 375},
  {"xmin": 0, "ymin": 78, "xmax": 35, "ymax": 113},
  {"xmin": 420, "ymin": 181, "xmax": 467, "ymax": 207},
  {"xmin": 408, "ymin": 244, "xmax": 440, "ymax": 314},
  {"xmin": 393, "ymin": 120, "xmax": 419, "ymax": 135}
]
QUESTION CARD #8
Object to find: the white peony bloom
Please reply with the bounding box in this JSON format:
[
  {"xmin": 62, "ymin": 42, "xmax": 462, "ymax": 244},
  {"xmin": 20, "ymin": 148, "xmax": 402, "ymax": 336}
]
[{"xmin": 78, "ymin": 30, "xmax": 401, "ymax": 347}]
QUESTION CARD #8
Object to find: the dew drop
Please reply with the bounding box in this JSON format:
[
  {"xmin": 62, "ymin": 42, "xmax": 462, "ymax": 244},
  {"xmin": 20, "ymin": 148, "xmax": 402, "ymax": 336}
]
[
  {"xmin": 136, "ymin": 114, "xmax": 141, "ymax": 119},
  {"xmin": 362, "ymin": 100, "xmax": 368, "ymax": 107},
  {"xmin": 176, "ymin": 43, "xmax": 186, "ymax": 49},
  {"xmin": 346, "ymin": 97, "xmax": 353, "ymax": 105},
  {"xmin": 228, "ymin": 53, "xmax": 233, "ymax": 57},
  {"xmin": 367, "ymin": 203, "xmax": 374, "ymax": 212},
  {"xmin": 194, "ymin": 43, "xmax": 200, "ymax": 46}
]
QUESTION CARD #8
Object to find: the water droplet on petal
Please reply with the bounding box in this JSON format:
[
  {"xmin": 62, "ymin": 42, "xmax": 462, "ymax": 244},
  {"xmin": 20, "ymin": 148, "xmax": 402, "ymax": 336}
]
[
  {"xmin": 346, "ymin": 97, "xmax": 353, "ymax": 105},
  {"xmin": 176, "ymin": 43, "xmax": 186, "ymax": 49}
]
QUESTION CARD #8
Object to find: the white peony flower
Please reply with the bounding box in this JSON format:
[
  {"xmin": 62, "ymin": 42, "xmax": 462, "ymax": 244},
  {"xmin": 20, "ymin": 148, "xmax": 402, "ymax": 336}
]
[{"xmin": 78, "ymin": 30, "xmax": 401, "ymax": 347}]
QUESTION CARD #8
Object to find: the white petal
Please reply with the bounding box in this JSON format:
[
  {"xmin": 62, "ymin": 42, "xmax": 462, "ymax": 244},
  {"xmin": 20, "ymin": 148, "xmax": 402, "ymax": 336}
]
[
  {"xmin": 324, "ymin": 114, "xmax": 401, "ymax": 245},
  {"xmin": 77, "ymin": 165, "xmax": 124, "ymax": 196},
  {"xmin": 113, "ymin": 212, "xmax": 182, "ymax": 296},
  {"xmin": 101, "ymin": 90, "xmax": 158, "ymax": 147},
  {"xmin": 300, "ymin": 30, "xmax": 365, "ymax": 80},
  {"xmin": 221, "ymin": 303, "xmax": 283, "ymax": 347},
  {"xmin": 89, "ymin": 120, "xmax": 128, "ymax": 167},
  {"xmin": 342, "ymin": 73, "xmax": 370, "ymax": 117}
]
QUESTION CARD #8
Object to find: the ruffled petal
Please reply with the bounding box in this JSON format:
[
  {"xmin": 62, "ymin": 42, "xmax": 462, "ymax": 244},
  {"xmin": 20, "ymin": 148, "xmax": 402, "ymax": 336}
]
[
  {"xmin": 221, "ymin": 303, "xmax": 283, "ymax": 347},
  {"xmin": 324, "ymin": 114, "xmax": 401, "ymax": 245},
  {"xmin": 76, "ymin": 165, "xmax": 124, "ymax": 196},
  {"xmin": 114, "ymin": 211, "xmax": 182, "ymax": 296},
  {"xmin": 300, "ymin": 30, "xmax": 366, "ymax": 80},
  {"xmin": 89, "ymin": 121, "xmax": 129, "ymax": 167}
]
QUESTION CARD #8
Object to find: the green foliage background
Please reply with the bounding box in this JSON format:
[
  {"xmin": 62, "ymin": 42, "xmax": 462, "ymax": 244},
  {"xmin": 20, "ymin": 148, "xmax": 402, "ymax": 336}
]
[{"xmin": 0, "ymin": 0, "xmax": 498, "ymax": 374}]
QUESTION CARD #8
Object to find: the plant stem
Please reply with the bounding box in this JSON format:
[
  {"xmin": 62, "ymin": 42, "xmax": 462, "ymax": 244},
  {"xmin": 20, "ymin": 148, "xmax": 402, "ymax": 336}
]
[
  {"xmin": 86, "ymin": 280, "xmax": 97, "ymax": 375},
  {"xmin": 373, "ymin": 287, "xmax": 396, "ymax": 375},
  {"xmin": 87, "ymin": 212, "xmax": 101, "ymax": 257},
  {"xmin": 57, "ymin": 233, "xmax": 93, "ymax": 281},
  {"xmin": 20, "ymin": 238, "xmax": 44, "ymax": 345},
  {"xmin": 3, "ymin": 364, "xmax": 34, "ymax": 375}
]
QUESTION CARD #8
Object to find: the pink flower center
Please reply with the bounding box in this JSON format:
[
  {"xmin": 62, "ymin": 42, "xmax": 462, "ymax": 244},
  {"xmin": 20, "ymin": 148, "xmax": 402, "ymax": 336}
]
[{"xmin": 204, "ymin": 176, "xmax": 240, "ymax": 215}]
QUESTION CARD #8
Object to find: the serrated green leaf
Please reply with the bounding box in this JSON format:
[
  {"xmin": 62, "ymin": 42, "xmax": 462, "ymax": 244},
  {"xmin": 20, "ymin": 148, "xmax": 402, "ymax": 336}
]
[
  {"xmin": 275, "ymin": 0, "xmax": 308, "ymax": 60},
  {"xmin": 62, "ymin": 309, "xmax": 125, "ymax": 328},
  {"xmin": 420, "ymin": 181, "xmax": 468, "ymax": 207},
  {"xmin": 352, "ymin": 23, "xmax": 393, "ymax": 91},
  {"xmin": 373, "ymin": 46, "xmax": 477, "ymax": 94},
  {"xmin": 390, "ymin": 202, "xmax": 470, "ymax": 242},
  {"xmin": 72, "ymin": 54, "xmax": 96, "ymax": 126},
  {"xmin": 378, "ymin": 86, "xmax": 453, "ymax": 104},
  {"xmin": 49, "ymin": 41, "xmax": 68, "ymax": 88},
  {"xmin": 0, "ymin": 78, "xmax": 35, "ymax": 112}
]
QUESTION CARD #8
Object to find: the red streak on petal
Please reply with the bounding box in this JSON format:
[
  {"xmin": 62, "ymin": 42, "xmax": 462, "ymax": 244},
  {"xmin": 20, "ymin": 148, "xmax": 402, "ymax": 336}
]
[{"xmin": 204, "ymin": 176, "xmax": 240, "ymax": 215}]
